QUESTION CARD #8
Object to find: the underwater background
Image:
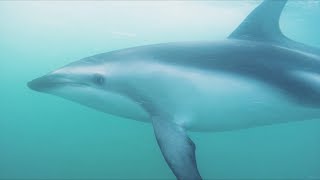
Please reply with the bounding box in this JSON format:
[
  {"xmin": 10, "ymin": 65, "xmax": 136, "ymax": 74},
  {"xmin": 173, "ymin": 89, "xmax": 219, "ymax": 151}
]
[{"xmin": 1, "ymin": 0, "xmax": 320, "ymax": 179}]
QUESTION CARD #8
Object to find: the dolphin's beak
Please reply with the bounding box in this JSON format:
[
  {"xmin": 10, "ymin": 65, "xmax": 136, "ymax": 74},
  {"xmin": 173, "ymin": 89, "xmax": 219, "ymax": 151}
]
[
  {"xmin": 27, "ymin": 74, "xmax": 65, "ymax": 92},
  {"xmin": 28, "ymin": 73, "xmax": 85, "ymax": 92}
]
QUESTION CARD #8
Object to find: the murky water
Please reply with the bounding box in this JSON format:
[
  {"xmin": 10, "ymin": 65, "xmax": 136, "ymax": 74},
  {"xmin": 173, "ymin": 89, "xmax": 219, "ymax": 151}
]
[{"xmin": 1, "ymin": 1, "xmax": 320, "ymax": 179}]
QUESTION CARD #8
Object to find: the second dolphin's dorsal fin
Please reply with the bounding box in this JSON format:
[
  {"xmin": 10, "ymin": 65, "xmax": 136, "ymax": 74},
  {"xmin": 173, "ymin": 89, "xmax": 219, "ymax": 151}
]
[{"xmin": 228, "ymin": 0, "xmax": 288, "ymax": 43}]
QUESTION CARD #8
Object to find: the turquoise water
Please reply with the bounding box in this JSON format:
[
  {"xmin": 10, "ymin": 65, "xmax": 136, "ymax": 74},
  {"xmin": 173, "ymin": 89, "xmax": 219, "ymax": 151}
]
[{"xmin": 1, "ymin": 0, "xmax": 320, "ymax": 179}]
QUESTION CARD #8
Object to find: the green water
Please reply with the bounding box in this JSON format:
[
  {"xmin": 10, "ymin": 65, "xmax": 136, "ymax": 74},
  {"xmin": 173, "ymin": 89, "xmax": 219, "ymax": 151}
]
[{"xmin": 1, "ymin": 1, "xmax": 320, "ymax": 179}]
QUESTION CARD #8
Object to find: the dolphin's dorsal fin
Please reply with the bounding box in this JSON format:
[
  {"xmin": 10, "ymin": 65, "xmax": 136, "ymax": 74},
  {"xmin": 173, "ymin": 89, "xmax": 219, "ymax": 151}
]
[{"xmin": 228, "ymin": 0, "xmax": 288, "ymax": 43}]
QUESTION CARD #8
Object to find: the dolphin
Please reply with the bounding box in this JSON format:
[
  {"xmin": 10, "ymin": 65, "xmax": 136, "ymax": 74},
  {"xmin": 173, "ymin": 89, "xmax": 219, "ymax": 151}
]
[{"xmin": 28, "ymin": 0, "xmax": 320, "ymax": 179}]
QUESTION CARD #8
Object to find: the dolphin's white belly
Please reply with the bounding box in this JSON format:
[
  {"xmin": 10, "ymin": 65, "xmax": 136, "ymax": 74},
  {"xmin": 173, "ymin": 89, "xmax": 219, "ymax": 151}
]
[
  {"xmin": 133, "ymin": 63, "xmax": 320, "ymax": 132},
  {"xmin": 182, "ymin": 73, "xmax": 320, "ymax": 131}
]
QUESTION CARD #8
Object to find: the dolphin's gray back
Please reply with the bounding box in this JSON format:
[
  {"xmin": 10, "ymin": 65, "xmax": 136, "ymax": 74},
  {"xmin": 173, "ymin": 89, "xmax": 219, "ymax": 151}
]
[
  {"xmin": 154, "ymin": 41, "xmax": 320, "ymax": 107},
  {"xmin": 93, "ymin": 39, "xmax": 320, "ymax": 107}
]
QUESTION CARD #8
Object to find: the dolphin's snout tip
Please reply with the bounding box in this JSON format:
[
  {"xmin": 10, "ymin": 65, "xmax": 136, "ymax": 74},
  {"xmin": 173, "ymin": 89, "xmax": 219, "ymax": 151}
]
[
  {"xmin": 27, "ymin": 78, "xmax": 43, "ymax": 92},
  {"xmin": 27, "ymin": 75, "xmax": 53, "ymax": 92},
  {"xmin": 27, "ymin": 81, "xmax": 33, "ymax": 90}
]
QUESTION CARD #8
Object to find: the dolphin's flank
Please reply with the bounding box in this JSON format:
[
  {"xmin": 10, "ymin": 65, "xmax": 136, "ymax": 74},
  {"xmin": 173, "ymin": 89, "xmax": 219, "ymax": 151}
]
[{"xmin": 28, "ymin": 0, "xmax": 320, "ymax": 179}]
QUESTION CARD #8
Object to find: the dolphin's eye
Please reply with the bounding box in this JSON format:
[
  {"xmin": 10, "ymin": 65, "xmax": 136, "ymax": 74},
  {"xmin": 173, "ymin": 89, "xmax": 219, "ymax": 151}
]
[{"xmin": 93, "ymin": 74, "xmax": 105, "ymax": 85}]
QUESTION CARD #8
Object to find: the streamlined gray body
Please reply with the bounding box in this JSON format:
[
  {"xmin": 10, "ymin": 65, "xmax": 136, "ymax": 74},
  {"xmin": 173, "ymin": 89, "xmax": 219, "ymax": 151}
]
[{"xmin": 28, "ymin": 0, "xmax": 320, "ymax": 179}]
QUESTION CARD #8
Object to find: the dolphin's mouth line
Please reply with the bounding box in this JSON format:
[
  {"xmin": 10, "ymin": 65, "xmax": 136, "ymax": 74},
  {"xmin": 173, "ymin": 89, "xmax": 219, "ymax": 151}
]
[
  {"xmin": 27, "ymin": 78, "xmax": 89, "ymax": 92},
  {"xmin": 54, "ymin": 82, "xmax": 88, "ymax": 87}
]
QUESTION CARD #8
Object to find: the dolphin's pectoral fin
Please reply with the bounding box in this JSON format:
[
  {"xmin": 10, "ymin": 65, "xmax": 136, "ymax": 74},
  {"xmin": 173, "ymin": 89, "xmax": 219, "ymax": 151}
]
[
  {"xmin": 228, "ymin": 0, "xmax": 289, "ymax": 44},
  {"xmin": 152, "ymin": 116, "xmax": 202, "ymax": 180}
]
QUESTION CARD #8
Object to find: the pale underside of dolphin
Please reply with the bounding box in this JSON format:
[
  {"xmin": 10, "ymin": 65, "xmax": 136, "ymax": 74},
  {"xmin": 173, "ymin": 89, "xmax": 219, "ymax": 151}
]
[{"xmin": 28, "ymin": 0, "xmax": 320, "ymax": 179}]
